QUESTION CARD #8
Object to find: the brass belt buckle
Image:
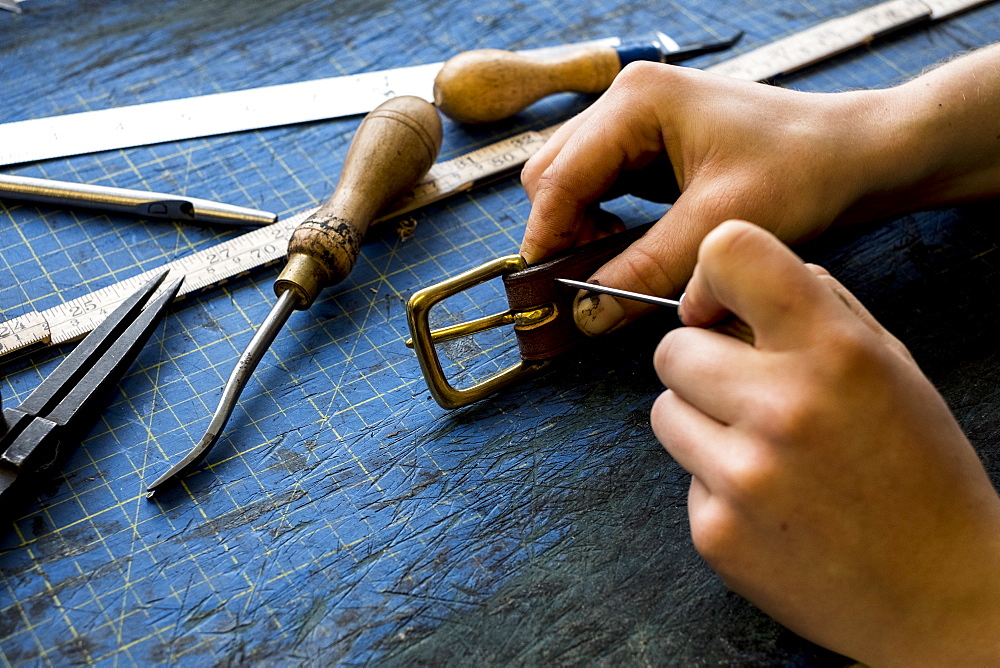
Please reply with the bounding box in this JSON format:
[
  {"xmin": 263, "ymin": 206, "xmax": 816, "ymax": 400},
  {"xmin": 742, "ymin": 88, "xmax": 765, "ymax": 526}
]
[{"xmin": 405, "ymin": 255, "xmax": 553, "ymax": 409}]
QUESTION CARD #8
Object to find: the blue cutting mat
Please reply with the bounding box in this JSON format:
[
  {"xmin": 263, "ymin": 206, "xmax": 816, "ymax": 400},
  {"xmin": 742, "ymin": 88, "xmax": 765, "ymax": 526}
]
[{"xmin": 2, "ymin": 0, "xmax": 999, "ymax": 664}]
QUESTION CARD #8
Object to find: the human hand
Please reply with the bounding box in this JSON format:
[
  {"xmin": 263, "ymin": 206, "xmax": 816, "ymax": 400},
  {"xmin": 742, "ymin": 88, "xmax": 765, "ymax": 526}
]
[
  {"xmin": 521, "ymin": 44, "xmax": 1000, "ymax": 338},
  {"xmin": 652, "ymin": 221, "xmax": 1000, "ymax": 664},
  {"xmin": 520, "ymin": 62, "xmax": 883, "ymax": 335}
]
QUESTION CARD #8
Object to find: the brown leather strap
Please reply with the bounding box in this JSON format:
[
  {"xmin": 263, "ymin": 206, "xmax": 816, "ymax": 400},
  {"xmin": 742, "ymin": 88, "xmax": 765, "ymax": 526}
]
[{"xmin": 502, "ymin": 221, "xmax": 654, "ymax": 361}]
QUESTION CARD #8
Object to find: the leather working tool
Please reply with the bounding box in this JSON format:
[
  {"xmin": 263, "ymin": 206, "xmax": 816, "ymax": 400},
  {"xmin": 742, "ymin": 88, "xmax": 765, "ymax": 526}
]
[
  {"xmin": 2, "ymin": 0, "xmax": 991, "ymax": 165},
  {"xmin": 144, "ymin": 96, "xmax": 443, "ymax": 497},
  {"xmin": 556, "ymin": 278, "xmax": 755, "ymax": 345},
  {"xmin": 5, "ymin": 0, "xmax": 990, "ymax": 361},
  {"xmin": 554, "ymin": 279, "xmax": 681, "ymax": 308},
  {"xmin": 0, "ymin": 174, "xmax": 277, "ymax": 227},
  {"xmin": 0, "ymin": 272, "xmax": 180, "ymax": 525},
  {"xmin": 433, "ymin": 31, "xmax": 742, "ymax": 124},
  {"xmin": 0, "ymin": 126, "xmax": 561, "ymax": 363}
]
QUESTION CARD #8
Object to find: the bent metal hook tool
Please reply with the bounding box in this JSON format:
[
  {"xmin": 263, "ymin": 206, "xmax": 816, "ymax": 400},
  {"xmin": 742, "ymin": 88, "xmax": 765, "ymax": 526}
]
[{"xmin": 144, "ymin": 96, "xmax": 443, "ymax": 497}]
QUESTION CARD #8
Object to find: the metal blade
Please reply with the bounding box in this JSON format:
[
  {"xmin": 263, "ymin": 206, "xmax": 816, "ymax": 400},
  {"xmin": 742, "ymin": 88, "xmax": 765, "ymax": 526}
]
[{"xmin": 0, "ymin": 38, "xmax": 619, "ymax": 166}]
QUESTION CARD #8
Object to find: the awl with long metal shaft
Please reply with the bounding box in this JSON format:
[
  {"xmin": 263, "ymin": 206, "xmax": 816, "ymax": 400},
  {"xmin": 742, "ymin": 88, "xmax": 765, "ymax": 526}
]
[
  {"xmin": 145, "ymin": 95, "xmax": 443, "ymax": 496},
  {"xmin": 556, "ymin": 278, "xmax": 753, "ymax": 343},
  {"xmin": 555, "ymin": 278, "xmax": 681, "ymax": 308},
  {"xmin": 433, "ymin": 31, "xmax": 742, "ymax": 124}
]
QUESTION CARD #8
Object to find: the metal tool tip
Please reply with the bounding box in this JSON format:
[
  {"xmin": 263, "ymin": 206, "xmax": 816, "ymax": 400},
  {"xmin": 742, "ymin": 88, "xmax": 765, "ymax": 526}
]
[
  {"xmin": 144, "ymin": 428, "xmax": 220, "ymax": 499},
  {"xmin": 144, "ymin": 290, "xmax": 297, "ymax": 498}
]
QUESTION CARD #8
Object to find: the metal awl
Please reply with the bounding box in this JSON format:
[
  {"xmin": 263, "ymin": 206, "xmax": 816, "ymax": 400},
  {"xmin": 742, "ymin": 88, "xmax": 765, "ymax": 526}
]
[
  {"xmin": 555, "ymin": 278, "xmax": 681, "ymax": 308},
  {"xmin": 558, "ymin": 278, "xmax": 754, "ymax": 343}
]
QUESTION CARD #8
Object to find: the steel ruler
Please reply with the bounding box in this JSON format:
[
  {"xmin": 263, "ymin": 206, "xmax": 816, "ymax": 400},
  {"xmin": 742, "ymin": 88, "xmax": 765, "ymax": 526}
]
[
  {"xmin": 0, "ymin": 39, "xmax": 618, "ymax": 166},
  {"xmin": 1, "ymin": 0, "xmax": 993, "ymax": 361}
]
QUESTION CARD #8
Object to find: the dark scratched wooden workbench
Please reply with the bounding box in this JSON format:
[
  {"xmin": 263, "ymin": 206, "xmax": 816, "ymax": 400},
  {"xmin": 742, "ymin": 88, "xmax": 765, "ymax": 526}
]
[{"xmin": 1, "ymin": 0, "xmax": 999, "ymax": 664}]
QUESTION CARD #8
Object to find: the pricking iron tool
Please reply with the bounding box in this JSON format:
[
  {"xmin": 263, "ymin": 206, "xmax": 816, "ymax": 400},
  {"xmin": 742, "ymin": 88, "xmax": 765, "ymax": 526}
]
[
  {"xmin": 406, "ymin": 223, "xmax": 656, "ymax": 409},
  {"xmin": 145, "ymin": 96, "xmax": 443, "ymax": 497},
  {"xmin": 0, "ymin": 271, "xmax": 181, "ymax": 525}
]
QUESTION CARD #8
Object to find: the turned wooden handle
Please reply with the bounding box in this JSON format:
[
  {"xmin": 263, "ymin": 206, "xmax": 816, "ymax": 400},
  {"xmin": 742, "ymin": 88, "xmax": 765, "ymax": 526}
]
[
  {"xmin": 277, "ymin": 96, "xmax": 443, "ymax": 308},
  {"xmin": 433, "ymin": 46, "xmax": 622, "ymax": 124}
]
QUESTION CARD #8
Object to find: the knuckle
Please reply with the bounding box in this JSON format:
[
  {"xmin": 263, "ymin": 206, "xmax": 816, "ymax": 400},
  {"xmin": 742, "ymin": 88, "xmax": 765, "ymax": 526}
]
[
  {"xmin": 755, "ymin": 390, "xmax": 817, "ymax": 443},
  {"xmin": 822, "ymin": 322, "xmax": 880, "ymax": 376},
  {"xmin": 617, "ymin": 242, "xmax": 679, "ymax": 299},
  {"xmin": 804, "ymin": 262, "xmax": 832, "ymax": 278},
  {"xmin": 718, "ymin": 446, "xmax": 776, "ymax": 501},
  {"xmin": 531, "ymin": 165, "xmax": 576, "ymax": 207},
  {"xmin": 752, "ymin": 369, "xmax": 854, "ymax": 446},
  {"xmin": 521, "ymin": 153, "xmax": 544, "ymax": 192},
  {"xmin": 652, "ymin": 331, "xmax": 686, "ymax": 383},
  {"xmin": 690, "ymin": 501, "xmax": 739, "ymax": 567},
  {"xmin": 650, "ymin": 390, "xmax": 680, "ymax": 445},
  {"xmin": 752, "ymin": 326, "xmax": 881, "ymax": 442},
  {"xmin": 700, "ymin": 219, "xmax": 764, "ymax": 263},
  {"xmin": 614, "ymin": 61, "xmax": 663, "ymax": 88}
]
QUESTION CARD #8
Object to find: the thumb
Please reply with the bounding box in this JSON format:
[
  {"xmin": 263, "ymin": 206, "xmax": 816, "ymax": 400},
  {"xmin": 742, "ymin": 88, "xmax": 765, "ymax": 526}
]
[
  {"xmin": 571, "ymin": 195, "xmax": 712, "ymax": 336},
  {"xmin": 679, "ymin": 220, "xmax": 847, "ymax": 351}
]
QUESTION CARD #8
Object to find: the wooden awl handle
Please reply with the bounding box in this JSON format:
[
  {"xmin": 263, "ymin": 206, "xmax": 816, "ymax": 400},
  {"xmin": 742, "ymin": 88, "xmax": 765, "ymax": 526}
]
[
  {"xmin": 277, "ymin": 95, "xmax": 443, "ymax": 308},
  {"xmin": 433, "ymin": 33, "xmax": 742, "ymax": 124},
  {"xmin": 433, "ymin": 46, "xmax": 623, "ymax": 124}
]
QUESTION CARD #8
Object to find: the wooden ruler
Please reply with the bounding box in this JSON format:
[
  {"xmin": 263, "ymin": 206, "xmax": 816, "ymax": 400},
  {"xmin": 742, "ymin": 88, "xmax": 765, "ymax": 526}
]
[
  {"xmin": 1, "ymin": 0, "xmax": 992, "ymax": 361},
  {"xmin": 0, "ymin": 127, "xmax": 560, "ymax": 360}
]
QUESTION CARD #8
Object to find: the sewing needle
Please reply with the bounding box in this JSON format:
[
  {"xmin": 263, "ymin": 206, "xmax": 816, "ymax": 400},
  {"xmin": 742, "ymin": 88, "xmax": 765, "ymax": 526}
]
[{"xmin": 555, "ymin": 278, "xmax": 681, "ymax": 308}]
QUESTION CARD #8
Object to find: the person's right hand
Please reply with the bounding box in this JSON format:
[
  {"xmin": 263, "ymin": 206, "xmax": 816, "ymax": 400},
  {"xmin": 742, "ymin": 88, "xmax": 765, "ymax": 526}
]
[{"xmin": 652, "ymin": 220, "xmax": 1000, "ymax": 665}]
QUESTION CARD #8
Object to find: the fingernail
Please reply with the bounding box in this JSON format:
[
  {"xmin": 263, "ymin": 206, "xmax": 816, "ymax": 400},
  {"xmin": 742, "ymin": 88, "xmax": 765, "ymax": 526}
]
[{"xmin": 574, "ymin": 292, "xmax": 626, "ymax": 337}]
